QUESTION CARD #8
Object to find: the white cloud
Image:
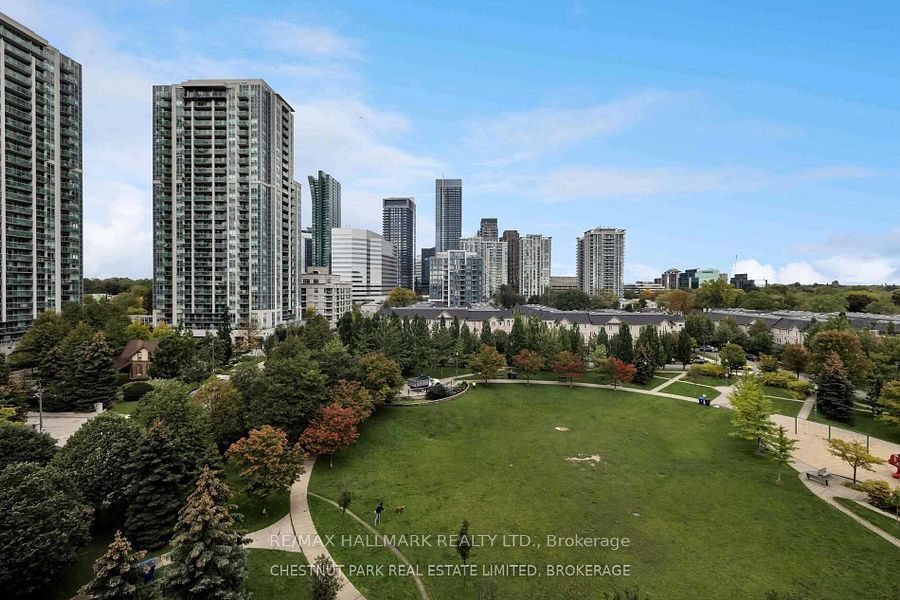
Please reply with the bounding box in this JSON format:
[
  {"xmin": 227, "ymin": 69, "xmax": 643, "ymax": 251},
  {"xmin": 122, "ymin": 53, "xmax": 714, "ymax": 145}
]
[
  {"xmin": 734, "ymin": 255, "xmax": 897, "ymax": 285},
  {"xmin": 262, "ymin": 23, "xmax": 360, "ymax": 59},
  {"xmin": 733, "ymin": 258, "xmax": 826, "ymax": 285},
  {"xmin": 466, "ymin": 92, "xmax": 667, "ymax": 165}
]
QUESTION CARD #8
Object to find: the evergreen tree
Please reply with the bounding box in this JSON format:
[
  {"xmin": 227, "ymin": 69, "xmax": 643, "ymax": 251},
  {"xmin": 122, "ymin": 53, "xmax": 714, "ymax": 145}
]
[
  {"xmin": 676, "ymin": 328, "xmax": 693, "ymax": 369},
  {"xmin": 611, "ymin": 323, "xmax": 634, "ymax": 364},
  {"xmin": 310, "ymin": 554, "xmax": 342, "ymax": 600},
  {"xmin": 217, "ymin": 314, "xmax": 234, "ymax": 366},
  {"xmin": 816, "ymin": 353, "xmax": 854, "ymax": 423},
  {"xmin": 69, "ymin": 332, "xmax": 119, "ymax": 411},
  {"xmin": 39, "ymin": 344, "xmax": 70, "ymax": 411},
  {"xmin": 0, "ymin": 421, "xmax": 57, "ymax": 470},
  {"xmin": 80, "ymin": 530, "xmax": 150, "ymax": 600},
  {"xmin": 163, "ymin": 467, "xmax": 249, "ymax": 600},
  {"xmin": 479, "ymin": 321, "xmax": 493, "ymax": 346},
  {"xmin": 596, "ymin": 328, "xmax": 610, "ymax": 355},
  {"xmin": 125, "ymin": 421, "xmax": 187, "ymax": 550},
  {"xmin": 632, "ymin": 344, "xmax": 656, "ymax": 385},
  {"xmin": 507, "ymin": 316, "xmax": 527, "ymax": 361}
]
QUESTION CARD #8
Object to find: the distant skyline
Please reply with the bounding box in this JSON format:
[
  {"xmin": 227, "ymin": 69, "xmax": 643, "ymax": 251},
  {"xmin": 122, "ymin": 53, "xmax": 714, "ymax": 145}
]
[{"xmin": 7, "ymin": 0, "xmax": 899, "ymax": 284}]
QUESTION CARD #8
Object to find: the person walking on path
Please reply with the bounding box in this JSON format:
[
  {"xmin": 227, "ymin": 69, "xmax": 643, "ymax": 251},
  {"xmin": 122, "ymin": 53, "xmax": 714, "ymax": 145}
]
[{"xmin": 374, "ymin": 502, "xmax": 385, "ymax": 525}]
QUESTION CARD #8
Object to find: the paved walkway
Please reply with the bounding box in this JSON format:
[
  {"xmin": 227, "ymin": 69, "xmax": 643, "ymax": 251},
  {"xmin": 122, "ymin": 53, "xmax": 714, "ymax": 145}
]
[
  {"xmin": 798, "ymin": 396, "xmax": 815, "ymax": 419},
  {"xmin": 246, "ymin": 456, "xmax": 365, "ymax": 600},
  {"xmin": 26, "ymin": 410, "xmax": 101, "ymax": 446},
  {"xmin": 650, "ymin": 371, "xmax": 686, "ymax": 393}
]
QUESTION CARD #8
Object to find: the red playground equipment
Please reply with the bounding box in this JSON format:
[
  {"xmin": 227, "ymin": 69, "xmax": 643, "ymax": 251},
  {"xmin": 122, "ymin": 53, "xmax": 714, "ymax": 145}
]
[{"xmin": 889, "ymin": 454, "xmax": 900, "ymax": 479}]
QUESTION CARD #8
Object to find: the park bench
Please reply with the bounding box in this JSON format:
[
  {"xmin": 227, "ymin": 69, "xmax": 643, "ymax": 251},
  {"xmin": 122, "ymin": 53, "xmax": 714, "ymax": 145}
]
[{"xmin": 805, "ymin": 468, "xmax": 833, "ymax": 486}]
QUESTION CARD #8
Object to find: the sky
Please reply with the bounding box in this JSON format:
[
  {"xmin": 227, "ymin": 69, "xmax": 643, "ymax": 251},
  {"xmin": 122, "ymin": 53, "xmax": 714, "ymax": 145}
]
[{"xmin": 6, "ymin": 0, "xmax": 900, "ymax": 284}]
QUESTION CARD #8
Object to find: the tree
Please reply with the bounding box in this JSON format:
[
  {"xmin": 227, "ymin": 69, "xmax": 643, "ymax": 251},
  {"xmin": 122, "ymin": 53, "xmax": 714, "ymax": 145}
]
[
  {"xmin": 684, "ymin": 313, "xmax": 714, "ymax": 346},
  {"xmin": 816, "ymin": 353, "xmax": 854, "ymax": 423},
  {"xmin": 875, "ymin": 380, "xmax": 900, "ymax": 426},
  {"xmin": 227, "ymin": 425, "xmax": 306, "ymax": 511},
  {"xmin": 719, "ymin": 342, "xmax": 747, "ymax": 374},
  {"xmin": 469, "ymin": 344, "xmax": 505, "ymax": 384},
  {"xmin": 299, "ymin": 404, "xmax": 361, "ymax": 467},
  {"xmin": 9, "ymin": 310, "xmax": 70, "ymax": 370},
  {"xmin": 385, "ymin": 287, "xmax": 417, "ymax": 307},
  {"xmin": 80, "ymin": 531, "xmax": 149, "ymax": 600},
  {"xmin": 512, "ymin": 349, "xmax": 544, "ymax": 384},
  {"xmin": 808, "ymin": 329, "xmax": 870, "ymax": 385},
  {"xmin": 217, "ymin": 313, "xmax": 234, "ymax": 364},
  {"xmin": 493, "ymin": 284, "xmax": 525, "ymax": 309},
  {"xmin": 729, "ymin": 375, "xmax": 774, "ymax": 453},
  {"xmin": 0, "ymin": 421, "xmax": 57, "ymax": 471},
  {"xmin": 132, "ymin": 379, "xmax": 216, "ymax": 477},
  {"xmin": 357, "ymin": 352, "xmax": 405, "ymax": 405},
  {"xmin": 456, "ymin": 519, "xmax": 472, "ymax": 565},
  {"xmin": 310, "ymin": 554, "xmax": 342, "ymax": 600},
  {"xmin": 610, "ymin": 323, "xmax": 634, "ymax": 364},
  {"xmin": 660, "ymin": 289, "xmax": 694, "ymax": 314},
  {"xmin": 596, "ymin": 357, "xmax": 635, "ymax": 390},
  {"xmin": 0, "ymin": 462, "xmax": 92, "ymax": 598},
  {"xmin": 632, "ymin": 344, "xmax": 656, "ymax": 385},
  {"xmin": 479, "ymin": 320, "xmax": 493, "ymax": 346},
  {"xmin": 52, "ymin": 412, "xmax": 143, "ymax": 508},
  {"xmin": 193, "ymin": 376, "xmax": 246, "ymax": 450},
  {"xmin": 163, "ymin": 467, "xmax": 249, "ymax": 600},
  {"xmin": 765, "ymin": 426, "xmax": 797, "ymax": 484},
  {"xmin": 150, "ymin": 326, "xmax": 198, "ymax": 380},
  {"xmin": 68, "ymin": 331, "xmax": 120, "ymax": 411},
  {"xmin": 675, "ymin": 328, "xmax": 693, "ymax": 369},
  {"xmin": 846, "ymin": 291, "xmax": 878, "ymax": 313},
  {"xmin": 338, "ymin": 489, "xmax": 353, "ymax": 514},
  {"xmin": 124, "ymin": 421, "xmax": 187, "ymax": 550},
  {"xmin": 781, "ymin": 344, "xmax": 809, "ymax": 378},
  {"xmin": 826, "ymin": 438, "xmax": 885, "ymax": 484},
  {"xmin": 695, "ymin": 279, "xmax": 739, "ymax": 309},
  {"xmin": 552, "ymin": 351, "xmax": 585, "ymax": 387},
  {"xmin": 331, "ymin": 379, "xmax": 375, "ymax": 421}
]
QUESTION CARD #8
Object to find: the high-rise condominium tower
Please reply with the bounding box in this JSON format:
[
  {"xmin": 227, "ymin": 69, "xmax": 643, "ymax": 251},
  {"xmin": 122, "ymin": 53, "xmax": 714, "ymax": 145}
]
[
  {"xmin": 519, "ymin": 234, "xmax": 552, "ymax": 300},
  {"xmin": 309, "ymin": 170, "xmax": 341, "ymax": 268},
  {"xmin": 459, "ymin": 236, "xmax": 507, "ymax": 299},
  {"xmin": 382, "ymin": 197, "xmax": 416, "ymax": 289},
  {"xmin": 576, "ymin": 227, "xmax": 625, "ymax": 298},
  {"xmin": 435, "ymin": 178, "xmax": 461, "ymax": 252},
  {"xmin": 428, "ymin": 250, "xmax": 483, "ymax": 307},
  {"xmin": 477, "ymin": 218, "xmax": 498, "ymax": 240},
  {"xmin": 153, "ymin": 79, "xmax": 301, "ymax": 335},
  {"xmin": 501, "ymin": 230, "xmax": 520, "ymax": 294},
  {"xmin": 0, "ymin": 13, "xmax": 83, "ymax": 350}
]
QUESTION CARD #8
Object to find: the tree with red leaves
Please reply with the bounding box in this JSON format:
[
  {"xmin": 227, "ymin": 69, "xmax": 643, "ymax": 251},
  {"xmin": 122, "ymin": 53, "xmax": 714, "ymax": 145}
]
[
  {"xmin": 330, "ymin": 380, "xmax": 375, "ymax": 421},
  {"xmin": 552, "ymin": 351, "xmax": 585, "ymax": 388},
  {"xmin": 299, "ymin": 404, "xmax": 361, "ymax": 467},
  {"xmin": 226, "ymin": 425, "xmax": 306, "ymax": 514},
  {"xmin": 595, "ymin": 357, "xmax": 636, "ymax": 390}
]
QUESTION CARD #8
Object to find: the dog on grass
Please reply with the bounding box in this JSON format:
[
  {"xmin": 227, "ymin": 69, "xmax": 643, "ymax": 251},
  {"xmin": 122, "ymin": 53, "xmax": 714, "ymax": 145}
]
[{"xmin": 393, "ymin": 505, "xmax": 405, "ymax": 514}]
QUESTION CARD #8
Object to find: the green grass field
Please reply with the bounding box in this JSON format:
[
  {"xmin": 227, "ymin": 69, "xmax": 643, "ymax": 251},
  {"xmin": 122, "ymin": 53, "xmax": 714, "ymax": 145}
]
[
  {"xmin": 762, "ymin": 385, "xmax": 794, "ymax": 399},
  {"xmin": 109, "ymin": 400, "xmax": 140, "ymax": 415},
  {"xmin": 834, "ymin": 498, "xmax": 900, "ymax": 537},
  {"xmin": 662, "ymin": 381, "xmax": 721, "ymax": 400},
  {"xmin": 308, "ymin": 385, "xmax": 897, "ymax": 600},
  {"xmin": 770, "ymin": 397, "xmax": 804, "ymax": 418},
  {"xmin": 243, "ymin": 549, "xmax": 313, "ymax": 599},
  {"xmin": 808, "ymin": 408, "xmax": 900, "ymax": 444},
  {"xmin": 225, "ymin": 469, "xmax": 291, "ymax": 533}
]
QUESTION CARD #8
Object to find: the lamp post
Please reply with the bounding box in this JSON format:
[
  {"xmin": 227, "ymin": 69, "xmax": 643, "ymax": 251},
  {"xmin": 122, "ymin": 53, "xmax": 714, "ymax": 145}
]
[{"xmin": 37, "ymin": 381, "xmax": 43, "ymax": 434}]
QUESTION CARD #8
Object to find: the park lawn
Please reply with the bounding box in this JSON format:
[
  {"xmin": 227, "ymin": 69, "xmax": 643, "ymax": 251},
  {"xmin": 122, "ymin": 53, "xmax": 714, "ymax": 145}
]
[
  {"xmin": 421, "ymin": 365, "xmax": 464, "ymax": 379},
  {"xmin": 242, "ymin": 549, "xmax": 313, "ymax": 599},
  {"xmin": 662, "ymin": 381, "xmax": 721, "ymax": 400},
  {"xmin": 808, "ymin": 409, "xmax": 900, "ymax": 445},
  {"xmin": 225, "ymin": 469, "xmax": 291, "ymax": 533},
  {"xmin": 308, "ymin": 385, "xmax": 897, "ymax": 600},
  {"xmin": 109, "ymin": 400, "xmax": 140, "ymax": 415},
  {"xmin": 654, "ymin": 370, "xmax": 683, "ymax": 379},
  {"xmin": 686, "ymin": 375, "xmax": 727, "ymax": 387},
  {"xmin": 308, "ymin": 495, "xmax": 421, "ymax": 600},
  {"xmin": 770, "ymin": 397, "xmax": 803, "ymax": 418},
  {"xmin": 834, "ymin": 498, "xmax": 900, "ymax": 537},
  {"xmin": 762, "ymin": 385, "xmax": 794, "ymax": 399}
]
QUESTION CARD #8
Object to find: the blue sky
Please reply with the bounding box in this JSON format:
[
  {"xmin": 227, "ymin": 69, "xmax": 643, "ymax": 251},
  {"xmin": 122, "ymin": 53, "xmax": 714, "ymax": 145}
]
[{"xmin": 8, "ymin": 0, "xmax": 899, "ymax": 283}]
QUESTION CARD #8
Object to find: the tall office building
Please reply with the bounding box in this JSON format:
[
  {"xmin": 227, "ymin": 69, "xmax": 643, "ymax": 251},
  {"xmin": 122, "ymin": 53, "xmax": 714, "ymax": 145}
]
[
  {"xmin": 435, "ymin": 178, "xmax": 461, "ymax": 252},
  {"xmin": 330, "ymin": 228, "xmax": 398, "ymax": 304},
  {"xmin": 153, "ymin": 79, "xmax": 301, "ymax": 334},
  {"xmin": 418, "ymin": 246, "xmax": 436, "ymax": 295},
  {"xmin": 382, "ymin": 197, "xmax": 415, "ymax": 289},
  {"xmin": 500, "ymin": 229, "xmax": 522, "ymax": 294},
  {"xmin": 309, "ymin": 170, "xmax": 341, "ymax": 268},
  {"xmin": 519, "ymin": 234, "xmax": 552, "ymax": 300},
  {"xmin": 0, "ymin": 14, "xmax": 83, "ymax": 350},
  {"xmin": 459, "ymin": 236, "xmax": 507, "ymax": 299},
  {"xmin": 660, "ymin": 268, "xmax": 680, "ymax": 289},
  {"xmin": 477, "ymin": 218, "xmax": 498, "ymax": 240},
  {"xmin": 428, "ymin": 250, "xmax": 483, "ymax": 307},
  {"xmin": 501, "ymin": 230, "xmax": 520, "ymax": 294},
  {"xmin": 576, "ymin": 227, "xmax": 625, "ymax": 298}
]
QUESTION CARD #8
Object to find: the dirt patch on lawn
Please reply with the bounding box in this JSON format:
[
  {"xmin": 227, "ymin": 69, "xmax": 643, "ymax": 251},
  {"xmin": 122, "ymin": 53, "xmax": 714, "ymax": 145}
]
[
  {"xmin": 555, "ymin": 426, "xmax": 570, "ymax": 432},
  {"xmin": 566, "ymin": 454, "xmax": 603, "ymax": 465}
]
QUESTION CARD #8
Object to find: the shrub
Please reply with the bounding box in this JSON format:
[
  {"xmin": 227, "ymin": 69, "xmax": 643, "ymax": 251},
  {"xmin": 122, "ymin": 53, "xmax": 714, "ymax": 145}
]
[
  {"xmin": 757, "ymin": 370, "xmax": 795, "ymax": 389},
  {"xmin": 787, "ymin": 379, "xmax": 814, "ymax": 399},
  {"xmin": 121, "ymin": 380, "xmax": 154, "ymax": 402},
  {"xmin": 689, "ymin": 363, "xmax": 725, "ymax": 379},
  {"xmin": 425, "ymin": 382, "xmax": 466, "ymax": 400},
  {"xmin": 860, "ymin": 479, "xmax": 894, "ymax": 511},
  {"xmin": 759, "ymin": 354, "xmax": 779, "ymax": 373}
]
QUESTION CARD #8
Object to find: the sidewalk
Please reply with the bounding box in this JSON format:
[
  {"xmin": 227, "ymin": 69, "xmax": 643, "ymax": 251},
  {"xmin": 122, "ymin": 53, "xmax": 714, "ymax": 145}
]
[{"xmin": 246, "ymin": 456, "xmax": 365, "ymax": 600}]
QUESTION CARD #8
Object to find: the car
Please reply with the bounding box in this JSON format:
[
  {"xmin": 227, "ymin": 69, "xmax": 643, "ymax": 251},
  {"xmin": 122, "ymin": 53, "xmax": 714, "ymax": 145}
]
[
  {"xmin": 691, "ymin": 357, "xmax": 706, "ymax": 364},
  {"xmin": 745, "ymin": 353, "xmax": 759, "ymax": 362}
]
